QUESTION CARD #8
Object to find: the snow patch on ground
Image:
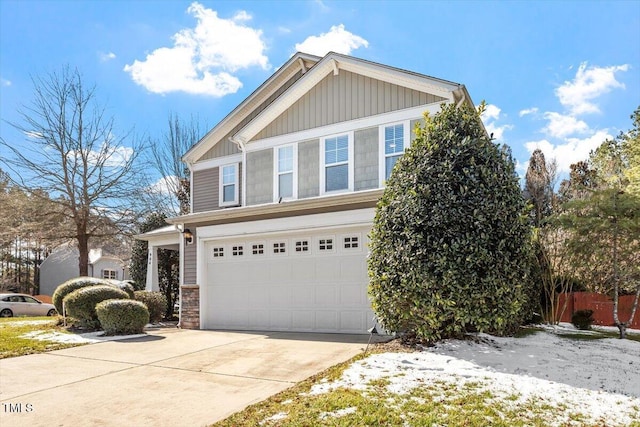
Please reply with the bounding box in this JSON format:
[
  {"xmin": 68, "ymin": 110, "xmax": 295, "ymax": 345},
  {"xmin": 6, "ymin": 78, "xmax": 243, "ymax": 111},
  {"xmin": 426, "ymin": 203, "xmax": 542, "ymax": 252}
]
[
  {"xmin": 309, "ymin": 328, "xmax": 640, "ymax": 426},
  {"xmin": 21, "ymin": 330, "xmax": 146, "ymax": 344},
  {"xmin": 319, "ymin": 406, "xmax": 357, "ymax": 420}
]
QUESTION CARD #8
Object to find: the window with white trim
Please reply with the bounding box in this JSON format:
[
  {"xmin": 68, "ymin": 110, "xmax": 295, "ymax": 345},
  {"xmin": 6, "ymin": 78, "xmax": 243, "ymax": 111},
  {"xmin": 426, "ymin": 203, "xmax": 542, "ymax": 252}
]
[
  {"xmin": 318, "ymin": 238, "xmax": 334, "ymax": 251},
  {"xmin": 251, "ymin": 243, "xmax": 265, "ymax": 255},
  {"xmin": 295, "ymin": 240, "xmax": 309, "ymax": 252},
  {"xmin": 102, "ymin": 269, "xmax": 117, "ymax": 280},
  {"xmin": 322, "ymin": 134, "xmax": 351, "ymax": 192},
  {"xmin": 212, "ymin": 247, "xmax": 224, "ymax": 258},
  {"xmin": 273, "ymin": 242, "xmax": 286, "ymax": 254},
  {"xmin": 219, "ymin": 163, "xmax": 239, "ymax": 206},
  {"xmin": 276, "ymin": 145, "xmax": 296, "ymax": 200},
  {"xmin": 382, "ymin": 123, "xmax": 407, "ymax": 181},
  {"xmin": 232, "ymin": 245, "xmax": 244, "ymax": 256},
  {"xmin": 344, "ymin": 236, "xmax": 359, "ymax": 249}
]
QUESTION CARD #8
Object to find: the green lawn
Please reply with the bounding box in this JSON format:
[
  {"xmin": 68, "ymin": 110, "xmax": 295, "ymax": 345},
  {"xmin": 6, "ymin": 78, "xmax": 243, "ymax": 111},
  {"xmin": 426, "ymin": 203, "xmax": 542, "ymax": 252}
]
[{"xmin": 0, "ymin": 317, "xmax": 87, "ymax": 358}]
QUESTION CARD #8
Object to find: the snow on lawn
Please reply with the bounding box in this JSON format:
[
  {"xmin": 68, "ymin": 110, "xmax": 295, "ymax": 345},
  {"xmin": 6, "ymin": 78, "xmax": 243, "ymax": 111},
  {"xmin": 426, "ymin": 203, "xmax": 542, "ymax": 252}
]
[
  {"xmin": 21, "ymin": 330, "xmax": 146, "ymax": 344},
  {"xmin": 310, "ymin": 326, "xmax": 640, "ymax": 426}
]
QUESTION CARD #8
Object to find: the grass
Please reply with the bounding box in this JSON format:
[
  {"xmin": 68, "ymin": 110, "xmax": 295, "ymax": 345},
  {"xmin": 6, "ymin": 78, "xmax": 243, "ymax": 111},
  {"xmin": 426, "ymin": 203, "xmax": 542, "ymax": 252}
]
[
  {"xmin": 213, "ymin": 335, "xmax": 640, "ymax": 427},
  {"xmin": 0, "ymin": 316, "xmax": 86, "ymax": 358}
]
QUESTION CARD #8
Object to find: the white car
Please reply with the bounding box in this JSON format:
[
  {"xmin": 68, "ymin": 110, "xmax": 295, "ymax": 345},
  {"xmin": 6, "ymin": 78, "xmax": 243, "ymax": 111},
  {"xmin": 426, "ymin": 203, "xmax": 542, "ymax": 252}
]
[{"xmin": 0, "ymin": 293, "xmax": 57, "ymax": 317}]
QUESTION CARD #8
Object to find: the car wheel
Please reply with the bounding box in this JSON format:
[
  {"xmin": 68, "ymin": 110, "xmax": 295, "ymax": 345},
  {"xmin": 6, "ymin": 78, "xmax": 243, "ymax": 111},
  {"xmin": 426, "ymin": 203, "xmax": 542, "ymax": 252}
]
[
  {"xmin": 0, "ymin": 308, "xmax": 13, "ymax": 318},
  {"xmin": 47, "ymin": 309, "xmax": 57, "ymax": 316}
]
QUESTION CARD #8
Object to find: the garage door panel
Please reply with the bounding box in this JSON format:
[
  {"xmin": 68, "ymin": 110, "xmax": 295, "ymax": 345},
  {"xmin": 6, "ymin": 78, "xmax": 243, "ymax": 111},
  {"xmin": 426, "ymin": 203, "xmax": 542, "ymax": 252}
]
[{"xmin": 205, "ymin": 226, "xmax": 373, "ymax": 333}]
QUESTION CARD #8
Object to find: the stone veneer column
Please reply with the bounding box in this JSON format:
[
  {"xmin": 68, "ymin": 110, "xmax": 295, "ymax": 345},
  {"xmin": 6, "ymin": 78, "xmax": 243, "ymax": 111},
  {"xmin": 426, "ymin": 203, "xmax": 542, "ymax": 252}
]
[{"xmin": 179, "ymin": 285, "xmax": 200, "ymax": 329}]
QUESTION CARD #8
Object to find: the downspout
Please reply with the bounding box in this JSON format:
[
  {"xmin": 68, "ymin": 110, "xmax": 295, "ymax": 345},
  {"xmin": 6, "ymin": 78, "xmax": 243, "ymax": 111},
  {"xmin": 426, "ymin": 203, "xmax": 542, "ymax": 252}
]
[{"xmin": 230, "ymin": 136, "xmax": 247, "ymax": 206}]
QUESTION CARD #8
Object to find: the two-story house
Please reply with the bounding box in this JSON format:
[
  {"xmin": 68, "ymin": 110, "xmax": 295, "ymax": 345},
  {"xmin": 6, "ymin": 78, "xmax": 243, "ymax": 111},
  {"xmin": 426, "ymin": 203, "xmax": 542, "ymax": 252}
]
[{"xmin": 138, "ymin": 51, "xmax": 474, "ymax": 334}]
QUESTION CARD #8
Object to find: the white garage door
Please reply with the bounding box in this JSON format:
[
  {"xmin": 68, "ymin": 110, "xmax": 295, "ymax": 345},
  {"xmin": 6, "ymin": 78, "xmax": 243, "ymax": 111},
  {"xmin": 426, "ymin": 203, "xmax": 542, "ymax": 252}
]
[{"xmin": 203, "ymin": 226, "xmax": 374, "ymax": 334}]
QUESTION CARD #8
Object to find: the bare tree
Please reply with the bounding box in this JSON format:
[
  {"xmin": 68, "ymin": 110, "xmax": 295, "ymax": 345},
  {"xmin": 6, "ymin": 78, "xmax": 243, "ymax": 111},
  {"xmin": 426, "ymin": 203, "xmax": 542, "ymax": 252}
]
[
  {"xmin": 148, "ymin": 113, "xmax": 202, "ymax": 216},
  {"xmin": 0, "ymin": 66, "xmax": 145, "ymax": 276}
]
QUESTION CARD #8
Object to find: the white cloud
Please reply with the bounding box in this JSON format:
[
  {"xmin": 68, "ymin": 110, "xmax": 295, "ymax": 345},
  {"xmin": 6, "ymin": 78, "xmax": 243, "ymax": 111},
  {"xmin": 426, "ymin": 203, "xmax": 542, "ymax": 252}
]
[
  {"xmin": 542, "ymin": 112, "xmax": 589, "ymax": 138},
  {"xmin": 149, "ymin": 175, "xmax": 179, "ymax": 196},
  {"xmin": 555, "ymin": 62, "xmax": 629, "ymax": 115},
  {"xmin": 1, "ymin": 77, "xmax": 11, "ymax": 86},
  {"xmin": 519, "ymin": 107, "xmax": 538, "ymax": 117},
  {"xmin": 124, "ymin": 2, "xmax": 269, "ymax": 96},
  {"xmin": 480, "ymin": 104, "xmax": 513, "ymax": 141},
  {"xmin": 99, "ymin": 51, "xmax": 116, "ymax": 62},
  {"xmin": 524, "ymin": 129, "xmax": 612, "ymax": 173},
  {"xmin": 295, "ymin": 24, "xmax": 368, "ymax": 57}
]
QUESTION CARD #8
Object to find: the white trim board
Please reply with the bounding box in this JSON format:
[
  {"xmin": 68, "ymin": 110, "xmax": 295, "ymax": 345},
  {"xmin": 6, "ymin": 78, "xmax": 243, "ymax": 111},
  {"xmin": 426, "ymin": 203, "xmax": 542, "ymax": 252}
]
[{"xmin": 245, "ymin": 102, "xmax": 446, "ymax": 153}]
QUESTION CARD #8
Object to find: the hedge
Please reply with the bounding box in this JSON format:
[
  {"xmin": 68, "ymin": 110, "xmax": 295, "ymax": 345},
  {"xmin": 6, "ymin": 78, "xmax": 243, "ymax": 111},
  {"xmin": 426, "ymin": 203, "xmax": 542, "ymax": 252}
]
[
  {"xmin": 64, "ymin": 285, "xmax": 129, "ymax": 327},
  {"xmin": 96, "ymin": 299, "xmax": 149, "ymax": 335},
  {"xmin": 134, "ymin": 291, "xmax": 167, "ymax": 323},
  {"xmin": 52, "ymin": 277, "xmax": 111, "ymax": 314}
]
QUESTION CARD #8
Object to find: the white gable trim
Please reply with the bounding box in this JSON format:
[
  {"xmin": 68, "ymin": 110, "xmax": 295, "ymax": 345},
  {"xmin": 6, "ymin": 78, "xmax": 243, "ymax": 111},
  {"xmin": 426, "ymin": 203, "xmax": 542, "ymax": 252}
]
[
  {"xmin": 183, "ymin": 53, "xmax": 320, "ymax": 164},
  {"xmin": 245, "ymin": 102, "xmax": 446, "ymax": 153},
  {"xmin": 233, "ymin": 53, "xmax": 460, "ymax": 145},
  {"xmin": 191, "ymin": 153, "xmax": 243, "ymax": 172}
]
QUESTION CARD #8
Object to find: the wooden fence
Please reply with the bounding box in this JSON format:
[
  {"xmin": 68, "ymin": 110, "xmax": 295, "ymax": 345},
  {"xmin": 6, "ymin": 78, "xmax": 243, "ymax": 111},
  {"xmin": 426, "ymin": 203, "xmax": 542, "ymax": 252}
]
[{"xmin": 557, "ymin": 292, "xmax": 639, "ymax": 329}]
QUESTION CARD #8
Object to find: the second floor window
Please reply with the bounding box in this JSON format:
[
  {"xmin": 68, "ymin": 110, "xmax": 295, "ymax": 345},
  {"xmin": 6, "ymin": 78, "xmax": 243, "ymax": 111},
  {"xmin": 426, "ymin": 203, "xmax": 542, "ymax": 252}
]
[
  {"xmin": 277, "ymin": 145, "xmax": 294, "ymax": 199},
  {"xmin": 324, "ymin": 134, "xmax": 349, "ymax": 192},
  {"xmin": 220, "ymin": 163, "xmax": 238, "ymax": 206},
  {"xmin": 384, "ymin": 124, "xmax": 405, "ymax": 180}
]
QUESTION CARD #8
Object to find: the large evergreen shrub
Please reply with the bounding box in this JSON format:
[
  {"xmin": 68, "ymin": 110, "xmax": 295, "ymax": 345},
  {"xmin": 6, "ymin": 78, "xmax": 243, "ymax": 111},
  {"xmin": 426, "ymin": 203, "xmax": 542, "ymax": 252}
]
[{"xmin": 368, "ymin": 102, "xmax": 532, "ymax": 343}]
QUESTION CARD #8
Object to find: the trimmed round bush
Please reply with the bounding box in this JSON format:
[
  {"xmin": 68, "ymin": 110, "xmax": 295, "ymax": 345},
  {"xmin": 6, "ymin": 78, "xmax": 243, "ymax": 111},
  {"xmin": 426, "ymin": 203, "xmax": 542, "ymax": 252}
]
[
  {"xmin": 96, "ymin": 299, "xmax": 149, "ymax": 335},
  {"xmin": 134, "ymin": 291, "xmax": 167, "ymax": 323},
  {"xmin": 64, "ymin": 285, "xmax": 129, "ymax": 327},
  {"xmin": 52, "ymin": 277, "xmax": 112, "ymax": 314},
  {"xmin": 108, "ymin": 280, "xmax": 136, "ymax": 298}
]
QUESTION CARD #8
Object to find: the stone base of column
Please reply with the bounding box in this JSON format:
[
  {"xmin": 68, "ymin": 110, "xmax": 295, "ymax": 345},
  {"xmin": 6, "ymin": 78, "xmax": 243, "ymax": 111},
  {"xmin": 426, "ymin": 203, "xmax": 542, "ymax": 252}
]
[{"xmin": 179, "ymin": 285, "xmax": 200, "ymax": 329}]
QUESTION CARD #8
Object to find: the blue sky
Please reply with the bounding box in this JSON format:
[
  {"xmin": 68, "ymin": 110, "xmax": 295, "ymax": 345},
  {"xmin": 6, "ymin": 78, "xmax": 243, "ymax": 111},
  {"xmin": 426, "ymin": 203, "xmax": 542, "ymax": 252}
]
[{"xmin": 1, "ymin": 0, "xmax": 639, "ymax": 187}]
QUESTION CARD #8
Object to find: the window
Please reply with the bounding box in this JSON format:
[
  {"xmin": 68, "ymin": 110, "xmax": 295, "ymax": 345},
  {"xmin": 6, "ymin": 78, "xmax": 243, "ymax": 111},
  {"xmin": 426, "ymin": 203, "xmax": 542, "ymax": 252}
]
[
  {"xmin": 273, "ymin": 242, "xmax": 286, "ymax": 254},
  {"xmin": 102, "ymin": 269, "xmax": 117, "ymax": 280},
  {"xmin": 252, "ymin": 243, "xmax": 264, "ymax": 255},
  {"xmin": 383, "ymin": 123, "xmax": 406, "ymax": 181},
  {"xmin": 275, "ymin": 145, "xmax": 296, "ymax": 200},
  {"xmin": 219, "ymin": 163, "xmax": 239, "ymax": 206},
  {"xmin": 212, "ymin": 247, "xmax": 224, "ymax": 258},
  {"xmin": 232, "ymin": 245, "xmax": 244, "ymax": 256},
  {"xmin": 319, "ymin": 238, "xmax": 333, "ymax": 251},
  {"xmin": 323, "ymin": 134, "xmax": 351, "ymax": 193},
  {"xmin": 344, "ymin": 236, "xmax": 359, "ymax": 249},
  {"xmin": 295, "ymin": 240, "xmax": 309, "ymax": 252}
]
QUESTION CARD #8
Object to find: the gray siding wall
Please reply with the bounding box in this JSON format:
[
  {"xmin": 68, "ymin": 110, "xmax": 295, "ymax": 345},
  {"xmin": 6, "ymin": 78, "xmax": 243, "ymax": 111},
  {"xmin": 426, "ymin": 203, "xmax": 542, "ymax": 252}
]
[
  {"xmin": 253, "ymin": 70, "xmax": 447, "ymax": 141},
  {"xmin": 246, "ymin": 150, "xmax": 273, "ymax": 205},
  {"xmin": 192, "ymin": 163, "xmax": 242, "ymax": 213},
  {"xmin": 192, "ymin": 167, "xmax": 219, "ymax": 213},
  {"xmin": 200, "ymin": 70, "xmax": 303, "ymax": 161},
  {"xmin": 354, "ymin": 127, "xmax": 379, "ymax": 191},
  {"xmin": 183, "ymin": 226, "xmax": 197, "ymax": 285},
  {"xmin": 298, "ymin": 139, "xmax": 319, "ymax": 198}
]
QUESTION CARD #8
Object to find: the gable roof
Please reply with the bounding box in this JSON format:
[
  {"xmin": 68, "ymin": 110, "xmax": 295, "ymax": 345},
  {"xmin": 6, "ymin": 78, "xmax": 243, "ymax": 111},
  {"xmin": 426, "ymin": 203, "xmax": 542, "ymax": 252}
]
[
  {"xmin": 183, "ymin": 52, "xmax": 321, "ymax": 165},
  {"xmin": 185, "ymin": 52, "xmax": 472, "ymax": 164}
]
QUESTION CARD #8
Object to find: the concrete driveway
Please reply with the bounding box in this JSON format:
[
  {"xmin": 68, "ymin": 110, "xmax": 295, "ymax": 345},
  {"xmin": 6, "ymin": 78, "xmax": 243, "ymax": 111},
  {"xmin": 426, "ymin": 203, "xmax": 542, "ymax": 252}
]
[{"xmin": 0, "ymin": 328, "xmax": 370, "ymax": 427}]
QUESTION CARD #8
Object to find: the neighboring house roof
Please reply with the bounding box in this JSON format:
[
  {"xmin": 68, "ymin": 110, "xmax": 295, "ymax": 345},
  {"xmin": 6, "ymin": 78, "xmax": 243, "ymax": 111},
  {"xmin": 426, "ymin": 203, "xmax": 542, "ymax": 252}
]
[{"xmin": 183, "ymin": 51, "xmax": 472, "ymax": 166}]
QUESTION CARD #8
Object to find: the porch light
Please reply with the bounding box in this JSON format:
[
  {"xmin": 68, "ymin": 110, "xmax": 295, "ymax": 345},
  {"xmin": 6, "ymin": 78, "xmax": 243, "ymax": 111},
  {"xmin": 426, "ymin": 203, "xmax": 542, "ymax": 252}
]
[{"xmin": 184, "ymin": 229, "xmax": 193, "ymax": 244}]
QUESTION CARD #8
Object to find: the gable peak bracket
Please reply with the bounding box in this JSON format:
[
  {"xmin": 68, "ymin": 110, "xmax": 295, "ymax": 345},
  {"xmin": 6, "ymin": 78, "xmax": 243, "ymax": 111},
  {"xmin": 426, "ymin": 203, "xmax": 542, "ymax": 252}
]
[
  {"xmin": 331, "ymin": 59, "xmax": 339, "ymax": 76},
  {"xmin": 298, "ymin": 58, "xmax": 307, "ymax": 74}
]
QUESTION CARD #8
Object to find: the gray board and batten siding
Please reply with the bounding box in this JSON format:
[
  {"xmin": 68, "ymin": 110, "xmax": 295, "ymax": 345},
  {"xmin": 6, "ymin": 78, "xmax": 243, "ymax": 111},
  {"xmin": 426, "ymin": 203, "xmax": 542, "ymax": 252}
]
[
  {"xmin": 252, "ymin": 69, "xmax": 446, "ymax": 141},
  {"xmin": 246, "ymin": 149, "xmax": 274, "ymax": 206}
]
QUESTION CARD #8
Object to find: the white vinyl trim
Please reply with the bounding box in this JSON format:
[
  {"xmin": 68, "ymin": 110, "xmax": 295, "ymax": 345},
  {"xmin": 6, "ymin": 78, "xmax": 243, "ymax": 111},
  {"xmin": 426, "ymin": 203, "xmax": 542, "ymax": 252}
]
[
  {"xmin": 191, "ymin": 153, "xmax": 243, "ymax": 172},
  {"xmin": 273, "ymin": 144, "xmax": 298, "ymax": 202},
  {"xmin": 378, "ymin": 120, "xmax": 411, "ymax": 187},
  {"xmin": 219, "ymin": 163, "xmax": 240, "ymax": 207},
  {"xmin": 245, "ymin": 102, "xmax": 445, "ymax": 153},
  {"xmin": 320, "ymin": 131, "xmax": 354, "ymax": 195}
]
